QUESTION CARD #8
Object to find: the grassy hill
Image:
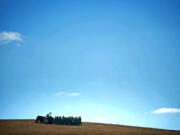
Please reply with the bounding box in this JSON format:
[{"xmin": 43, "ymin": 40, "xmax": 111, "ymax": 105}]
[{"xmin": 0, "ymin": 120, "xmax": 180, "ymax": 135}]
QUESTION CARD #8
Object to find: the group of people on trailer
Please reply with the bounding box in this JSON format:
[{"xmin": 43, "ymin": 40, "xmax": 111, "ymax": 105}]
[{"xmin": 54, "ymin": 116, "xmax": 81, "ymax": 125}]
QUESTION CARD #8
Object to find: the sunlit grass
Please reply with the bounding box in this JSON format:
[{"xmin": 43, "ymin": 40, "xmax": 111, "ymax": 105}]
[{"xmin": 0, "ymin": 120, "xmax": 179, "ymax": 135}]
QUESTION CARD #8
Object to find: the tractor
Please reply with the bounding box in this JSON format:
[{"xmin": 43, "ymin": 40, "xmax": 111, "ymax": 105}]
[{"xmin": 35, "ymin": 112, "xmax": 53, "ymax": 124}]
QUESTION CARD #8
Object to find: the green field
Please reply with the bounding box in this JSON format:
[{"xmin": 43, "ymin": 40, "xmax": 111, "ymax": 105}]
[{"xmin": 0, "ymin": 120, "xmax": 180, "ymax": 135}]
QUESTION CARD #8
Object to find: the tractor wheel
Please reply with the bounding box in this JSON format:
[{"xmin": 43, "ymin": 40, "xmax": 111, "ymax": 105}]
[{"xmin": 44, "ymin": 118, "xmax": 48, "ymax": 124}]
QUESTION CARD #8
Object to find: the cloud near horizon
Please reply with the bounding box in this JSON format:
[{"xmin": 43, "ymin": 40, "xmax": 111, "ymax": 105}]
[
  {"xmin": 93, "ymin": 116, "xmax": 116, "ymax": 124},
  {"xmin": 0, "ymin": 31, "xmax": 22, "ymax": 45},
  {"xmin": 153, "ymin": 107, "xmax": 180, "ymax": 114},
  {"xmin": 56, "ymin": 92, "xmax": 80, "ymax": 96}
]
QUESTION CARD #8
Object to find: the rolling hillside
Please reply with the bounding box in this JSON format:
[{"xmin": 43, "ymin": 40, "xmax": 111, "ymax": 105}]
[{"xmin": 0, "ymin": 120, "xmax": 180, "ymax": 135}]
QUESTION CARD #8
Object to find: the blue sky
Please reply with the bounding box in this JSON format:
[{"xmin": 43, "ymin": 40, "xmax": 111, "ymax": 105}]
[{"xmin": 0, "ymin": 0, "xmax": 180, "ymax": 130}]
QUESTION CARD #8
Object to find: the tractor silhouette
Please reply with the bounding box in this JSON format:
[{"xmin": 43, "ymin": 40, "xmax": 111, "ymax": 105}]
[
  {"xmin": 35, "ymin": 113, "xmax": 81, "ymax": 125},
  {"xmin": 35, "ymin": 112, "xmax": 53, "ymax": 124}
]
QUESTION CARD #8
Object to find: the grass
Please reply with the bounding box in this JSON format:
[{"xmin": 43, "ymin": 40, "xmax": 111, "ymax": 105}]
[{"xmin": 0, "ymin": 120, "xmax": 180, "ymax": 135}]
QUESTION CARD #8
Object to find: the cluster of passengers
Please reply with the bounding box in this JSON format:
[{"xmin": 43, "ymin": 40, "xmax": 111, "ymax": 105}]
[{"xmin": 54, "ymin": 116, "xmax": 81, "ymax": 125}]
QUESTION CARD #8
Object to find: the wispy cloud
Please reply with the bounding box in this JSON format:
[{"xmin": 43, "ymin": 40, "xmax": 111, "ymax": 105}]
[
  {"xmin": 56, "ymin": 92, "xmax": 64, "ymax": 96},
  {"xmin": 0, "ymin": 31, "xmax": 22, "ymax": 45},
  {"xmin": 56, "ymin": 92, "xmax": 80, "ymax": 96},
  {"xmin": 66, "ymin": 92, "xmax": 80, "ymax": 96},
  {"xmin": 153, "ymin": 107, "xmax": 180, "ymax": 114},
  {"xmin": 16, "ymin": 43, "xmax": 21, "ymax": 47}
]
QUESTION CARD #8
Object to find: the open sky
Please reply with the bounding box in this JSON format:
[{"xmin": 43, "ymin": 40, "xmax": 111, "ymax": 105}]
[{"xmin": 0, "ymin": 0, "xmax": 180, "ymax": 130}]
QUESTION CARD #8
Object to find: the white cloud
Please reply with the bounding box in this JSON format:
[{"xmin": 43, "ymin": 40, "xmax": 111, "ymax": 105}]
[
  {"xmin": 66, "ymin": 92, "xmax": 80, "ymax": 96},
  {"xmin": 56, "ymin": 92, "xmax": 80, "ymax": 96},
  {"xmin": 0, "ymin": 31, "xmax": 22, "ymax": 44},
  {"xmin": 153, "ymin": 107, "xmax": 180, "ymax": 114}
]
